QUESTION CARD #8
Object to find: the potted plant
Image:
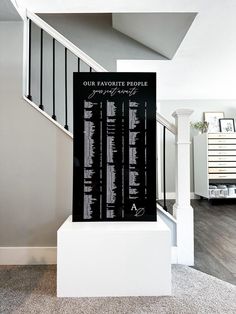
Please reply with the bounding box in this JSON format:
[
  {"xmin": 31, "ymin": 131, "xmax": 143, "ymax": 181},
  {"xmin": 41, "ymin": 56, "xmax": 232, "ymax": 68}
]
[{"xmin": 190, "ymin": 121, "xmax": 209, "ymax": 134}]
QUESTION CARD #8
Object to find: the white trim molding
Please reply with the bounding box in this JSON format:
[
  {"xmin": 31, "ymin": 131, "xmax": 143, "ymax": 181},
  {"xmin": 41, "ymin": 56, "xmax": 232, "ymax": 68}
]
[
  {"xmin": 0, "ymin": 247, "xmax": 56, "ymax": 265},
  {"xmin": 0, "ymin": 246, "xmax": 179, "ymax": 265},
  {"xmin": 23, "ymin": 96, "xmax": 73, "ymax": 139}
]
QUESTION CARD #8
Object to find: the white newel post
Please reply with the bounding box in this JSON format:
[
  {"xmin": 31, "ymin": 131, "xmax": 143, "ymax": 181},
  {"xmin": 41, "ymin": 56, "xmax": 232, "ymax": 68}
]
[{"xmin": 172, "ymin": 109, "xmax": 194, "ymax": 266}]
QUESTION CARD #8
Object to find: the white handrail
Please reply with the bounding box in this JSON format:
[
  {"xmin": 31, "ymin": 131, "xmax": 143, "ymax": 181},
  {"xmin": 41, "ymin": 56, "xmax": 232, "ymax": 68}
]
[
  {"xmin": 26, "ymin": 10, "xmax": 107, "ymax": 73},
  {"xmin": 156, "ymin": 112, "xmax": 176, "ymax": 134},
  {"xmin": 23, "ymin": 96, "xmax": 73, "ymax": 138}
]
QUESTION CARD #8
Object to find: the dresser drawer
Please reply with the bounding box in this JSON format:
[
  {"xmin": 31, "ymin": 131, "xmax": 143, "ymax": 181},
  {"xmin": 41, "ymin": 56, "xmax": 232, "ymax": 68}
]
[
  {"xmin": 208, "ymin": 144, "xmax": 236, "ymax": 150},
  {"xmin": 208, "ymin": 161, "xmax": 236, "ymax": 167},
  {"xmin": 208, "ymin": 150, "xmax": 236, "ymax": 156},
  {"xmin": 209, "ymin": 168, "xmax": 236, "ymax": 173},
  {"xmin": 208, "ymin": 133, "xmax": 236, "ymax": 139},
  {"xmin": 208, "ymin": 139, "xmax": 236, "ymax": 144},
  {"xmin": 208, "ymin": 156, "xmax": 236, "ymax": 161},
  {"xmin": 209, "ymin": 173, "xmax": 236, "ymax": 179}
]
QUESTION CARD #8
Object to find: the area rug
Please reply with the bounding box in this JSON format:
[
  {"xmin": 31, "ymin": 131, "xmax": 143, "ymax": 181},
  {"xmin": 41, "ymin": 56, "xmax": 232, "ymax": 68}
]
[{"xmin": 0, "ymin": 265, "xmax": 235, "ymax": 313}]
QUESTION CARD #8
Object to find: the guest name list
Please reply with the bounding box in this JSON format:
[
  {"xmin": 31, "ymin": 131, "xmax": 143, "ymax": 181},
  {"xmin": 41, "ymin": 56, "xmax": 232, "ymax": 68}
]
[{"xmin": 73, "ymin": 73, "xmax": 156, "ymax": 221}]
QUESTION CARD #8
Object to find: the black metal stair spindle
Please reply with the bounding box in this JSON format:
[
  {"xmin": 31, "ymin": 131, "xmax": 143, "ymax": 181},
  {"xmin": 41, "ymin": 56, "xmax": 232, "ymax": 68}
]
[
  {"xmin": 52, "ymin": 38, "xmax": 57, "ymax": 120},
  {"xmin": 89, "ymin": 67, "xmax": 92, "ymax": 72},
  {"xmin": 39, "ymin": 28, "xmax": 44, "ymax": 110},
  {"xmin": 78, "ymin": 58, "xmax": 80, "ymax": 72},
  {"xmin": 64, "ymin": 48, "xmax": 69, "ymax": 130},
  {"xmin": 26, "ymin": 19, "xmax": 32, "ymax": 101},
  {"xmin": 163, "ymin": 126, "xmax": 167, "ymax": 211}
]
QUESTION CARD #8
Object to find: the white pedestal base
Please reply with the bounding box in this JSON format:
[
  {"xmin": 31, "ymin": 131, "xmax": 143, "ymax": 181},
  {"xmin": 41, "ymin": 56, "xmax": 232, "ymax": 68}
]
[{"xmin": 57, "ymin": 216, "xmax": 171, "ymax": 297}]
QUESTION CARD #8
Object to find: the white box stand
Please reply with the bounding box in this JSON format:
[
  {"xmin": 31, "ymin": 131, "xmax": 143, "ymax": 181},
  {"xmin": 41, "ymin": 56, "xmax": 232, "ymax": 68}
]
[{"xmin": 57, "ymin": 216, "xmax": 171, "ymax": 297}]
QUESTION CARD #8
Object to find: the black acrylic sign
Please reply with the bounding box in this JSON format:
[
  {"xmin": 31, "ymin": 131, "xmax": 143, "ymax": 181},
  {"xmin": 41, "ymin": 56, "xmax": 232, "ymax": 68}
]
[{"xmin": 73, "ymin": 72, "xmax": 156, "ymax": 221}]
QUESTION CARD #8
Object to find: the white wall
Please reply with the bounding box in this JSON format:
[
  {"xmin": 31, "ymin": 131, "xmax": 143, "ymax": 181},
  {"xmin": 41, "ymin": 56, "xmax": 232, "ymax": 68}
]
[
  {"xmin": 160, "ymin": 100, "xmax": 236, "ymax": 193},
  {"xmin": 17, "ymin": 1, "xmax": 236, "ymax": 99},
  {"xmin": 1, "ymin": 10, "xmax": 236, "ymax": 250},
  {"xmin": 0, "ymin": 21, "xmax": 73, "ymax": 246},
  {"xmin": 117, "ymin": 60, "xmax": 236, "ymax": 194},
  {"xmin": 0, "ymin": 0, "xmax": 21, "ymax": 21}
]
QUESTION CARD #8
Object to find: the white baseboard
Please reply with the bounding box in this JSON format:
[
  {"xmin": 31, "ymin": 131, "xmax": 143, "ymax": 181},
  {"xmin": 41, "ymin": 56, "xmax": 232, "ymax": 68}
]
[
  {"xmin": 0, "ymin": 246, "xmax": 178, "ymax": 265},
  {"xmin": 159, "ymin": 192, "xmax": 199, "ymax": 200},
  {"xmin": 0, "ymin": 247, "xmax": 56, "ymax": 265}
]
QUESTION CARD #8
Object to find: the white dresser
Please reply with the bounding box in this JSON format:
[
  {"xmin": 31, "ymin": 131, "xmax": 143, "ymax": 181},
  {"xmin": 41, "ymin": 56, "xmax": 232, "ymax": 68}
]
[{"xmin": 193, "ymin": 133, "xmax": 236, "ymax": 198}]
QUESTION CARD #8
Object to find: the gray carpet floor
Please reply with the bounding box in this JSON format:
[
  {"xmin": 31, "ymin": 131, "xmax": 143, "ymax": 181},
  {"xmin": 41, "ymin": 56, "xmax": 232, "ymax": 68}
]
[{"xmin": 0, "ymin": 265, "xmax": 235, "ymax": 314}]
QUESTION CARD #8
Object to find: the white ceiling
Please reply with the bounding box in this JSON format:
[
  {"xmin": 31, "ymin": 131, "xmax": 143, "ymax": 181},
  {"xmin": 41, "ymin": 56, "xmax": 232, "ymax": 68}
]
[
  {"xmin": 12, "ymin": 0, "xmax": 236, "ymax": 99},
  {"xmin": 112, "ymin": 13, "xmax": 196, "ymax": 59},
  {"xmin": 0, "ymin": 0, "xmax": 21, "ymax": 21}
]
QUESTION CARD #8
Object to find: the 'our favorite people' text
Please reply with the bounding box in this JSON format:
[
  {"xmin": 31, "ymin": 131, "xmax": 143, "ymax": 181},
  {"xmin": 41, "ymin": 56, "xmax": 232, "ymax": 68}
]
[
  {"xmin": 83, "ymin": 80, "xmax": 148, "ymax": 99},
  {"xmin": 83, "ymin": 80, "xmax": 148, "ymax": 87}
]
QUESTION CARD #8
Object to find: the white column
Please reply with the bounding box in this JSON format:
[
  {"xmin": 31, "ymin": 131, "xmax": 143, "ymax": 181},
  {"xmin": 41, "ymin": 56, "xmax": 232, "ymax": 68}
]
[{"xmin": 172, "ymin": 109, "xmax": 194, "ymax": 266}]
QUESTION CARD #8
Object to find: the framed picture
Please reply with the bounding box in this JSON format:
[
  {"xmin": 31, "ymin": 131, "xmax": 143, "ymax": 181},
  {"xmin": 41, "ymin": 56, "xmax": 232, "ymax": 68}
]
[
  {"xmin": 219, "ymin": 118, "xmax": 235, "ymax": 133},
  {"xmin": 204, "ymin": 112, "xmax": 224, "ymax": 133}
]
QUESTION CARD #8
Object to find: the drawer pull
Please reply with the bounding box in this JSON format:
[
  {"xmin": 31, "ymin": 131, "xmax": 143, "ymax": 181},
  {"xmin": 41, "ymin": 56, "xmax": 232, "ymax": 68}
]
[
  {"xmin": 208, "ymin": 144, "xmax": 236, "ymax": 150},
  {"xmin": 209, "ymin": 173, "xmax": 236, "ymax": 179},
  {"xmin": 208, "ymin": 150, "xmax": 236, "ymax": 155},
  {"xmin": 208, "ymin": 133, "xmax": 236, "ymax": 139},
  {"xmin": 209, "ymin": 167, "xmax": 236, "ymax": 173},
  {"xmin": 208, "ymin": 139, "xmax": 236, "ymax": 144},
  {"xmin": 208, "ymin": 157, "xmax": 236, "ymax": 162}
]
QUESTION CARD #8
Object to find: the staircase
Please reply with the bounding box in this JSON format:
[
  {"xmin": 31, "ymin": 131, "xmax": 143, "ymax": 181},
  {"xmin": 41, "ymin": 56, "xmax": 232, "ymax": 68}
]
[
  {"xmin": 12, "ymin": 3, "xmax": 194, "ymax": 265},
  {"xmin": 22, "ymin": 10, "xmax": 107, "ymax": 136}
]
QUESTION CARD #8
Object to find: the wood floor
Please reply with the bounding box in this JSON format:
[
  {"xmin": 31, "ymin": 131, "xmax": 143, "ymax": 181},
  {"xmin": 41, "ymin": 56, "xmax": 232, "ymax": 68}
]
[
  {"xmin": 158, "ymin": 199, "xmax": 236, "ymax": 285},
  {"xmin": 193, "ymin": 199, "xmax": 236, "ymax": 285}
]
